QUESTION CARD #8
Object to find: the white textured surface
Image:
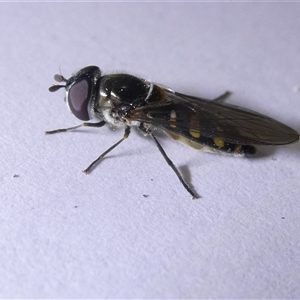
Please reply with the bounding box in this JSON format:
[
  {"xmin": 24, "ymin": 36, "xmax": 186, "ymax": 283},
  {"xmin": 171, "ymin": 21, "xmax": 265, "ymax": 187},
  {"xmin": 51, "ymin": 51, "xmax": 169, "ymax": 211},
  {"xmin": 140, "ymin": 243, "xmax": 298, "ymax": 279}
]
[{"xmin": 0, "ymin": 2, "xmax": 300, "ymax": 298}]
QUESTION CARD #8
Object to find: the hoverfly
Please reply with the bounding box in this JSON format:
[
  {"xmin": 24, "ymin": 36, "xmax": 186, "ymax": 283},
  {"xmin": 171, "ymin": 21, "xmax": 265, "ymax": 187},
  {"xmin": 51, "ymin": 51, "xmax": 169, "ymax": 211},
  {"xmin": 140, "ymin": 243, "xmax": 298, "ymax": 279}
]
[{"xmin": 46, "ymin": 66, "xmax": 299, "ymax": 199}]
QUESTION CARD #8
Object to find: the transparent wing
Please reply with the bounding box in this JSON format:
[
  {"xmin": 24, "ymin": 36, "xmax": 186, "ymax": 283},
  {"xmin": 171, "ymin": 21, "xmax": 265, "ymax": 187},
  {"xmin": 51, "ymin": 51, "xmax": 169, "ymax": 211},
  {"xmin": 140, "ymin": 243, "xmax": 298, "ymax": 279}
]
[{"xmin": 129, "ymin": 88, "xmax": 299, "ymax": 145}]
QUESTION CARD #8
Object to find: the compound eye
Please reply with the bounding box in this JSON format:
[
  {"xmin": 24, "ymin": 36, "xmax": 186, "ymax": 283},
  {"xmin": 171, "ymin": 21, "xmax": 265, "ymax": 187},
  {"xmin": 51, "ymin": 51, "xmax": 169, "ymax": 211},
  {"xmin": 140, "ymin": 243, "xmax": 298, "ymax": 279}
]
[{"xmin": 68, "ymin": 79, "xmax": 91, "ymax": 121}]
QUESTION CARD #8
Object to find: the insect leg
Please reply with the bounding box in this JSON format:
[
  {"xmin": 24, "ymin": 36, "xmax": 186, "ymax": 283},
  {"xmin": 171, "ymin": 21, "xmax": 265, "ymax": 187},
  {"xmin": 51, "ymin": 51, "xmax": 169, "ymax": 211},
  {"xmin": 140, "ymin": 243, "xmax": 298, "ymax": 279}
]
[
  {"xmin": 83, "ymin": 126, "xmax": 131, "ymax": 174},
  {"xmin": 212, "ymin": 91, "xmax": 231, "ymax": 103},
  {"xmin": 45, "ymin": 121, "xmax": 106, "ymax": 135},
  {"xmin": 149, "ymin": 132, "xmax": 199, "ymax": 199}
]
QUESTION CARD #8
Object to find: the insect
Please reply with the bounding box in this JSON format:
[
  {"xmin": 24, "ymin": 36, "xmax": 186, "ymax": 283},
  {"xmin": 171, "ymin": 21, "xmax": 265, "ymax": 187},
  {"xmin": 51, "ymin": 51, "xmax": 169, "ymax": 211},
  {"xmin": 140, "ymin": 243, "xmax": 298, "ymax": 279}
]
[{"xmin": 46, "ymin": 66, "xmax": 299, "ymax": 199}]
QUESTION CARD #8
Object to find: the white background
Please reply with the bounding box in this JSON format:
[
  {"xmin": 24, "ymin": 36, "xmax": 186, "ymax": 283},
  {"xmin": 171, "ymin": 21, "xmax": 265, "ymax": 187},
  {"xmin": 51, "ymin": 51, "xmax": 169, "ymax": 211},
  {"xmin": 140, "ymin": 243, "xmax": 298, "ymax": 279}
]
[{"xmin": 0, "ymin": 2, "xmax": 300, "ymax": 298}]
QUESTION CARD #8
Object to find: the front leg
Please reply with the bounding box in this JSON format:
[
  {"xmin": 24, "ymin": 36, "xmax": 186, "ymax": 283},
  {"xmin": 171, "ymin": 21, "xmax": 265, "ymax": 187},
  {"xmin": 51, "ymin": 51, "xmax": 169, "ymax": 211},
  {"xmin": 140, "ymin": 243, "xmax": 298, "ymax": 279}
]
[{"xmin": 45, "ymin": 121, "xmax": 106, "ymax": 135}]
